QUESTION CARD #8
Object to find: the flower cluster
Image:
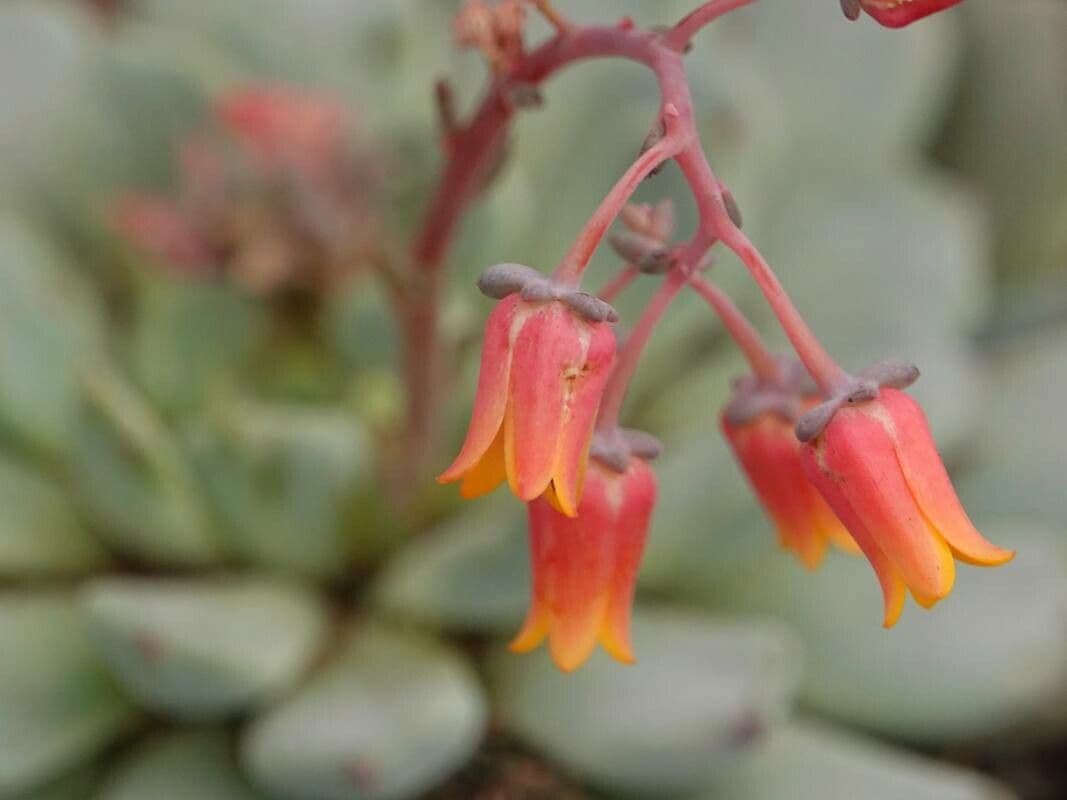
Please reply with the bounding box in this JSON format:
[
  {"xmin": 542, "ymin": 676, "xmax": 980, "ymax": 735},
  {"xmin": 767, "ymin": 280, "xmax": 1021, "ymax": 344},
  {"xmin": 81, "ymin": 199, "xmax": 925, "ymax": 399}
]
[
  {"xmin": 440, "ymin": 0, "xmax": 1010, "ymax": 672},
  {"xmin": 111, "ymin": 86, "xmax": 382, "ymax": 297}
]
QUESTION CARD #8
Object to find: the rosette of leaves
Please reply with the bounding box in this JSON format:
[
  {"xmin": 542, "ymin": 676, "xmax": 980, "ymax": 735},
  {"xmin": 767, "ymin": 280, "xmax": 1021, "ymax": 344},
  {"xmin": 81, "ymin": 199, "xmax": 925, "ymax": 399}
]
[{"xmin": 0, "ymin": 0, "xmax": 1062, "ymax": 798}]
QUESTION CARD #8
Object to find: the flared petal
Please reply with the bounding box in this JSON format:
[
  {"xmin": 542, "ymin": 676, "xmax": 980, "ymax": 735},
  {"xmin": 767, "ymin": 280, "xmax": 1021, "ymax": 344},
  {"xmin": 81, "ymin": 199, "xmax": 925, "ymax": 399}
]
[
  {"xmin": 723, "ymin": 415, "xmax": 847, "ymax": 569},
  {"xmin": 438, "ymin": 295, "xmax": 521, "ymax": 485},
  {"xmin": 459, "ymin": 426, "xmax": 507, "ymax": 499},
  {"xmin": 599, "ymin": 460, "xmax": 656, "ymax": 664},
  {"xmin": 802, "ymin": 445, "xmax": 907, "ymax": 627},
  {"xmin": 516, "ymin": 485, "xmax": 616, "ymax": 672},
  {"xmin": 505, "ymin": 303, "xmax": 584, "ymax": 501},
  {"xmin": 880, "ymin": 389, "xmax": 1015, "ymax": 567},
  {"xmin": 550, "ymin": 321, "xmax": 616, "ymax": 517},
  {"xmin": 821, "ymin": 406, "xmax": 956, "ymax": 603}
]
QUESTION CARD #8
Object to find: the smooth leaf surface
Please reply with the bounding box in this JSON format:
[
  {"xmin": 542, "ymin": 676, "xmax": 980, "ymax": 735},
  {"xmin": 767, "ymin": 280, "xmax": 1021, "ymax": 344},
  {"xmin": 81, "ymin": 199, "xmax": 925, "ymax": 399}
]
[
  {"xmin": 696, "ymin": 719, "xmax": 1014, "ymax": 800},
  {"xmin": 81, "ymin": 576, "xmax": 328, "ymax": 721},
  {"xmin": 0, "ymin": 456, "xmax": 109, "ymax": 577},
  {"xmin": 99, "ymin": 730, "xmax": 263, "ymax": 800},
  {"xmin": 0, "ymin": 592, "xmax": 134, "ymax": 799},
  {"xmin": 717, "ymin": 523, "xmax": 1067, "ymax": 744},
  {"xmin": 372, "ymin": 496, "xmax": 529, "ymax": 633},
  {"xmin": 491, "ymin": 608, "xmax": 801, "ymax": 797},
  {"xmin": 242, "ymin": 624, "xmax": 487, "ymax": 800}
]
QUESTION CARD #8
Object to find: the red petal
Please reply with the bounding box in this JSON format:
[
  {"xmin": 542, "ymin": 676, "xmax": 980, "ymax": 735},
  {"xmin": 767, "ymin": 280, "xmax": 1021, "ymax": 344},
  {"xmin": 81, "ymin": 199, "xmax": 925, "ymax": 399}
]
[
  {"xmin": 599, "ymin": 460, "xmax": 656, "ymax": 664},
  {"xmin": 802, "ymin": 442, "xmax": 907, "ymax": 627},
  {"xmin": 517, "ymin": 483, "xmax": 616, "ymax": 672},
  {"xmin": 724, "ymin": 416, "xmax": 833, "ymax": 568},
  {"xmin": 550, "ymin": 321, "xmax": 616, "ymax": 517},
  {"xmin": 821, "ymin": 405, "xmax": 955, "ymax": 603},
  {"xmin": 861, "ymin": 0, "xmax": 964, "ymax": 28},
  {"xmin": 880, "ymin": 389, "xmax": 1015, "ymax": 567},
  {"xmin": 505, "ymin": 303, "xmax": 584, "ymax": 502},
  {"xmin": 438, "ymin": 295, "xmax": 520, "ymax": 485}
]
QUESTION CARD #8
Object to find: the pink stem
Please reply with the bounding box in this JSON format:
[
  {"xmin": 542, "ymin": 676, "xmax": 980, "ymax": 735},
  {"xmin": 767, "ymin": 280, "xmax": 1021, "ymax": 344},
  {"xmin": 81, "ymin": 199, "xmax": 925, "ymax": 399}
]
[
  {"xmin": 403, "ymin": 25, "xmax": 673, "ymax": 473},
  {"xmin": 552, "ymin": 136, "xmax": 680, "ymax": 287},
  {"xmin": 597, "ymin": 264, "xmax": 640, "ymax": 303},
  {"xmin": 688, "ymin": 273, "xmax": 778, "ymax": 381},
  {"xmin": 596, "ymin": 269, "xmax": 687, "ymax": 432},
  {"xmin": 674, "ymin": 143, "xmax": 850, "ymax": 395},
  {"xmin": 665, "ymin": 0, "xmax": 758, "ymax": 51}
]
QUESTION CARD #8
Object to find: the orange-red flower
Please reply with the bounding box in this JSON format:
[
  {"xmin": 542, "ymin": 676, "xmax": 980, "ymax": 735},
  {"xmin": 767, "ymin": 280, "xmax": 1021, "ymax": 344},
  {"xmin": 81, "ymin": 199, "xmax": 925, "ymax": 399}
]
[
  {"xmin": 856, "ymin": 0, "xmax": 965, "ymax": 28},
  {"xmin": 438, "ymin": 291, "xmax": 616, "ymax": 516},
  {"xmin": 723, "ymin": 412, "xmax": 858, "ymax": 569},
  {"xmin": 800, "ymin": 388, "xmax": 1014, "ymax": 627},
  {"xmin": 510, "ymin": 457, "xmax": 656, "ymax": 671}
]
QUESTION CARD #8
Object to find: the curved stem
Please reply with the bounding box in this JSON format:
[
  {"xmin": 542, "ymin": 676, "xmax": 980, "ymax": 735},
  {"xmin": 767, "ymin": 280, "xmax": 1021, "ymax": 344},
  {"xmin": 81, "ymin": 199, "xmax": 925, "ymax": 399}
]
[
  {"xmin": 674, "ymin": 143, "xmax": 850, "ymax": 395},
  {"xmin": 665, "ymin": 0, "xmax": 758, "ymax": 51},
  {"xmin": 688, "ymin": 273, "xmax": 778, "ymax": 380},
  {"xmin": 403, "ymin": 25, "xmax": 671, "ymax": 477},
  {"xmin": 552, "ymin": 135, "xmax": 680, "ymax": 287},
  {"xmin": 597, "ymin": 264, "xmax": 640, "ymax": 303},
  {"xmin": 596, "ymin": 269, "xmax": 687, "ymax": 433}
]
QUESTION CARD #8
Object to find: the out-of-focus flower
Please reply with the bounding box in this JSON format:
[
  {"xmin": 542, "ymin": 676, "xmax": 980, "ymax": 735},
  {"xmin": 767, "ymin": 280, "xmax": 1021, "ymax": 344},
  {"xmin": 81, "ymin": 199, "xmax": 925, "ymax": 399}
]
[
  {"xmin": 800, "ymin": 388, "xmax": 1014, "ymax": 627},
  {"xmin": 437, "ymin": 283, "xmax": 616, "ymax": 517},
  {"xmin": 510, "ymin": 456, "xmax": 656, "ymax": 671},
  {"xmin": 109, "ymin": 195, "xmax": 215, "ymax": 273},
  {"xmin": 723, "ymin": 411, "xmax": 857, "ymax": 569},
  {"xmin": 454, "ymin": 0, "xmax": 528, "ymax": 71},
  {"xmin": 849, "ymin": 0, "xmax": 965, "ymax": 28},
  {"xmin": 111, "ymin": 85, "xmax": 382, "ymax": 297},
  {"xmin": 215, "ymin": 86, "xmax": 349, "ymax": 182}
]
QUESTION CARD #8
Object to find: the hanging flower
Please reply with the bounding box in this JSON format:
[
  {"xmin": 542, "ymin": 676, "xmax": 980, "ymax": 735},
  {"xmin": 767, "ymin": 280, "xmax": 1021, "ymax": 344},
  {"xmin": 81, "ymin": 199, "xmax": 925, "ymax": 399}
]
[
  {"xmin": 800, "ymin": 386, "xmax": 1014, "ymax": 627},
  {"xmin": 510, "ymin": 456, "xmax": 656, "ymax": 671},
  {"xmin": 723, "ymin": 411, "xmax": 857, "ymax": 568},
  {"xmin": 438, "ymin": 264, "xmax": 617, "ymax": 517}
]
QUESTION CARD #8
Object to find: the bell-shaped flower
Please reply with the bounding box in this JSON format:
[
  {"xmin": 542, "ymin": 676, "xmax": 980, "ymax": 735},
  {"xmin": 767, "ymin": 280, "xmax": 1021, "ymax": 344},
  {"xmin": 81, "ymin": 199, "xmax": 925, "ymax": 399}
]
[
  {"xmin": 510, "ymin": 454, "xmax": 656, "ymax": 671},
  {"xmin": 723, "ymin": 411, "xmax": 857, "ymax": 569},
  {"xmin": 438, "ymin": 264, "xmax": 617, "ymax": 517},
  {"xmin": 800, "ymin": 386, "xmax": 1014, "ymax": 627}
]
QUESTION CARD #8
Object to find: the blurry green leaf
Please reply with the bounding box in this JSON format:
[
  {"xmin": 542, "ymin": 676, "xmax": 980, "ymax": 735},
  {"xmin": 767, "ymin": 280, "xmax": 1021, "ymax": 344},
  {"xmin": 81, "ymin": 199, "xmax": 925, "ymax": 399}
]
[
  {"xmin": 10, "ymin": 765, "xmax": 102, "ymax": 800},
  {"xmin": 81, "ymin": 576, "xmax": 328, "ymax": 721},
  {"xmin": 943, "ymin": 0, "xmax": 1067, "ymax": 287},
  {"xmin": 0, "ymin": 456, "xmax": 109, "ymax": 577},
  {"xmin": 130, "ymin": 278, "xmax": 263, "ymax": 415},
  {"xmin": 730, "ymin": 1, "xmax": 959, "ymax": 158},
  {"xmin": 0, "ymin": 591, "xmax": 134, "ymax": 799},
  {"xmin": 70, "ymin": 367, "xmax": 220, "ymax": 565},
  {"xmin": 641, "ymin": 426, "xmax": 774, "ymax": 594},
  {"xmin": 491, "ymin": 608, "xmax": 801, "ymax": 797},
  {"xmin": 372, "ymin": 496, "xmax": 529, "ymax": 633},
  {"xmin": 99, "ymin": 730, "xmax": 263, "ymax": 800},
  {"xmin": 757, "ymin": 166, "xmax": 989, "ymax": 448},
  {"xmin": 959, "ymin": 327, "xmax": 1067, "ymax": 530},
  {"xmin": 0, "ymin": 1, "xmax": 95, "ymax": 192},
  {"xmin": 0, "ymin": 215, "xmax": 105, "ymax": 456},
  {"xmin": 697, "ymin": 719, "xmax": 1014, "ymax": 800},
  {"xmin": 717, "ymin": 523, "xmax": 1067, "ymax": 745},
  {"xmin": 324, "ymin": 280, "xmax": 398, "ymax": 373},
  {"xmin": 242, "ymin": 624, "xmax": 487, "ymax": 800},
  {"xmin": 189, "ymin": 398, "xmax": 369, "ymax": 576}
]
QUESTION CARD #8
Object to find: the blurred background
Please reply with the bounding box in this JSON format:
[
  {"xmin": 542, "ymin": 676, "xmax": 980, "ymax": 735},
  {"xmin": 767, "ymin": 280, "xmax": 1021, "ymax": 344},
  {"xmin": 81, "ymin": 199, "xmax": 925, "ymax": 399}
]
[{"xmin": 1, "ymin": 1, "xmax": 1065, "ymax": 798}]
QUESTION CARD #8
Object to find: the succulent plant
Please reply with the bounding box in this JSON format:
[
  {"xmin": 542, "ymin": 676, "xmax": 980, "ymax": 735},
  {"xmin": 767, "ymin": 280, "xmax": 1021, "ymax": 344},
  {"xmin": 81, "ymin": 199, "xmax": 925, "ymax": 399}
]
[{"xmin": 0, "ymin": 1, "xmax": 1065, "ymax": 799}]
